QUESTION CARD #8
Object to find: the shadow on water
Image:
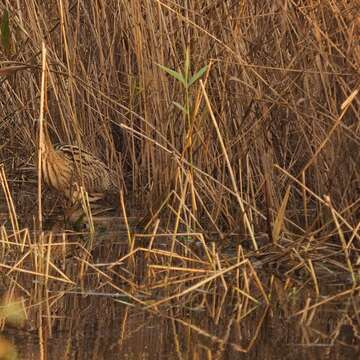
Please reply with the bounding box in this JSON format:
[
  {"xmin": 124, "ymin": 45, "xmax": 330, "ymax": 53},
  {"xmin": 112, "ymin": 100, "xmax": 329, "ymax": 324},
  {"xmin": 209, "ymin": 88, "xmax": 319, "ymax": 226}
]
[{"xmin": 1, "ymin": 222, "xmax": 359, "ymax": 360}]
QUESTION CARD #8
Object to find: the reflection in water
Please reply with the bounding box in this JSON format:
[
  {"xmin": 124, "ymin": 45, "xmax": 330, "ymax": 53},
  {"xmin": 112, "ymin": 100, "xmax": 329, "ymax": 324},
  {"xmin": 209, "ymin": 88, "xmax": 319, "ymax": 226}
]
[
  {"xmin": 4, "ymin": 286, "xmax": 360, "ymax": 359},
  {"xmin": 0, "ymin": 211, "xmax": 359, "ymax": 359}
]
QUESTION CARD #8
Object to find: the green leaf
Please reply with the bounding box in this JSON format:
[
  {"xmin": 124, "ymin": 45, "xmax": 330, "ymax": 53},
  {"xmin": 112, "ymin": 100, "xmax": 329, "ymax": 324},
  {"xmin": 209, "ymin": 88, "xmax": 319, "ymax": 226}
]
[
  {"xmin": 157, "ymin": 63, "xmax": 186, "ymax": 87},
  {"xmin": 173, "ymin": 101, "xmax": 189, "ymax": 114},
  {"xmin": 189, "ymin": 65, "xmax": 208, "ymax": 87},
  {"xmin": 1, "ymin": 9, "xmax": 10, "ymax": 51}
]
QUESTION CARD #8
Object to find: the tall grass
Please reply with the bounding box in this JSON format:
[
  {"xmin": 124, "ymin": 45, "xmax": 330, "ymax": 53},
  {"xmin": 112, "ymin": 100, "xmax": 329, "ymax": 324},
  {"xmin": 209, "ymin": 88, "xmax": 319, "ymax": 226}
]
[{"xmin": 1, "ymin": 1, "xmax": 359, "ymax": 236}]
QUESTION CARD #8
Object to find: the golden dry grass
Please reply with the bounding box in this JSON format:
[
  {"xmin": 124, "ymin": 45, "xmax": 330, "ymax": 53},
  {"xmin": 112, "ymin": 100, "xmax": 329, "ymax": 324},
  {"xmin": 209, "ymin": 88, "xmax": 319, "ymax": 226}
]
[{"xmin": 0, "ymin": 0, "xmax": 359, "ymax": 354}]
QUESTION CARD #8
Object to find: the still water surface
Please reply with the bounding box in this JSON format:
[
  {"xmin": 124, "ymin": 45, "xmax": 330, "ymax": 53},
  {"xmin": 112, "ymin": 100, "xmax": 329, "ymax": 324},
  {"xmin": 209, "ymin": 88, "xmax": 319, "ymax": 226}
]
[
  {"xmin": 0, "ymin": 210, "xmax": 359, "ymax": 359},
  {"xmin": 4, "ymin": 283, "xmax": 359, "ymax": 359}
]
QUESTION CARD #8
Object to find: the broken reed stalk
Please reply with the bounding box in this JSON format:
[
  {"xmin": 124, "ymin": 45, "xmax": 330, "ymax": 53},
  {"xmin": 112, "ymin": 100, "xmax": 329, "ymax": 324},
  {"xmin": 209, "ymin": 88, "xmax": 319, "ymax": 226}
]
[
  {"xmin": 324, "ymin": 195, "xmax": 356, "ymax": 285},
  {"xmin": 200, "ymin": 80, "xmax": 257, "ymax": 250},
  {"xmin": 300, "ymin": 89, "xmax": 359, "ymax": 175},
  {"xmin": 0, "ymin": 166, "xmax": 20, "ymax": 243}
]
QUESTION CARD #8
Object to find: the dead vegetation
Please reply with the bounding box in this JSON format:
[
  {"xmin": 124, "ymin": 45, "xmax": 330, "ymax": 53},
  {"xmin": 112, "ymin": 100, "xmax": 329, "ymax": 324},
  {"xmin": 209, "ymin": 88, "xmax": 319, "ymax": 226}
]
[{"xmin": 0, "ymin": 0, "xmax": 359, "ymax": 356}]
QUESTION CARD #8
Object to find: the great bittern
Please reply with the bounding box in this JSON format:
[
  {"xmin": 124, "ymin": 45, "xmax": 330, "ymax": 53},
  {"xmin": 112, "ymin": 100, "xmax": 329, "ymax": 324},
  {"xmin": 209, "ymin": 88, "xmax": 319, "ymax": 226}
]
[{"xmin": 40, "ymin": 119, "xmax": 118, "ymax": 207}]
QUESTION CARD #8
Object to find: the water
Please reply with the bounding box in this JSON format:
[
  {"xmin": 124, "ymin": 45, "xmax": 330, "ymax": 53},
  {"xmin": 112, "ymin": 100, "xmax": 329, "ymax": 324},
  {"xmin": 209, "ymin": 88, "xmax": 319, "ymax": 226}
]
[
  {"xmin": 3, "ymin": 278, "xmax": 360, "ymax": 359},
  {"xmin": 0, "ymin": 199, "xmax": 359, "ymax": 359}
]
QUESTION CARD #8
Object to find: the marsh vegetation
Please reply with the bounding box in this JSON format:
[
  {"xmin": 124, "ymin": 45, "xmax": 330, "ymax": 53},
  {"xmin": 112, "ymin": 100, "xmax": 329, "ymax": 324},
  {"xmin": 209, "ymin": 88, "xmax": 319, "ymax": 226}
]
[{"xmin": 0, "ymin": 0, "xmax": 359, "ymax": 358}]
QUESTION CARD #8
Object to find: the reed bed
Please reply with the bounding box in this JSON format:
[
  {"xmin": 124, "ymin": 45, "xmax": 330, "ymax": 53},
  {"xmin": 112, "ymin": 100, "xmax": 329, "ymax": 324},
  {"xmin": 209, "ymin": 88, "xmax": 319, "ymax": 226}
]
[{"xmin": 0, "ymin": 0, "xmax": 359, "ymax": 356}]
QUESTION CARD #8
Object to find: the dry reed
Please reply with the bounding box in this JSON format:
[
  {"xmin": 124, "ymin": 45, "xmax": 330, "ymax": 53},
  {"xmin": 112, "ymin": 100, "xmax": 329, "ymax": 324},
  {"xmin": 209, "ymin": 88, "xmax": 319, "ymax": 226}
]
[{"xmin": 0, "ymin": 0, "xmax": 359, "ymax": 355}]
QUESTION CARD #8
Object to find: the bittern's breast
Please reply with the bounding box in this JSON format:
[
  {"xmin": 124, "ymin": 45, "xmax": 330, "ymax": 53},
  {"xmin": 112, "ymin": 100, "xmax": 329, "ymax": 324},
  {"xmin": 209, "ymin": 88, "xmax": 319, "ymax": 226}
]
[{"xmin": 42, "ymin": 144, "xmax": 114, "ymax": 203}]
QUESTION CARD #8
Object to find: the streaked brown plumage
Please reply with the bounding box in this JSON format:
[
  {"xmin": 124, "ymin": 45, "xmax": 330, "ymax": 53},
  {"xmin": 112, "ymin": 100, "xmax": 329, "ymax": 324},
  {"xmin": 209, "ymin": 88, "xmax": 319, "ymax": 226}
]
[{"xmin": 41, "ymin": 121, "xmax": 117, "ymax": 205}]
